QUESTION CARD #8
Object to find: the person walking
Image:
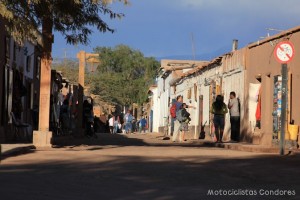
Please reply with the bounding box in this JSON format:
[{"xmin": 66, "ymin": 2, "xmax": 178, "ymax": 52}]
[
  {"xmin": 172, "ymin": 95, "xmax": 195, "ymax": 142},
  {"xmin": 83, "ymin": 99, "xmax": 95, "ymax": 137},
  {"xmin": 139, "ymin": 116, "xmax": 147, "ymax": 134},
  {"xmin": 113, "ymin": 115, "xmax": 120, "ymax": 134},
  {"xmin": 108, "ymin": 115, "xmax": 114, "ymax": 134},
  {"xmin": 124, "ymin": 110, "xmax": 133, "ymax": 134},
  {"xmin": 228, "ymin": 91, "xmax": 240, "ymax": 142},
  {"xmin": 211, "ymin": 95, "xmax": 228, "ymax": 143},
  {"xmin": 60, "ymin": 99, "xmax": 70, "ymax": 134}
]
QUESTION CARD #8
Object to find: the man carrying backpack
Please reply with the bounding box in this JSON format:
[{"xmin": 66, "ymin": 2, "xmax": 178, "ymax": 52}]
[
  {"xmin": 124, "ymin": 110, "xmax": 133, "ymax": 134},
  {"xmin": 171, "ymin": 95, "xmax": 195, "ymax": 142}
]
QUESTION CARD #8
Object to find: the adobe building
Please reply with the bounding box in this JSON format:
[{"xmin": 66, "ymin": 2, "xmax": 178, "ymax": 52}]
[
  {"xmin": 154, "ymin": 27, "xmax": 300, "ymax": 148},
  {"xmin": 246, "ymin": 26, "xmax": 300, "ymax": 146}
]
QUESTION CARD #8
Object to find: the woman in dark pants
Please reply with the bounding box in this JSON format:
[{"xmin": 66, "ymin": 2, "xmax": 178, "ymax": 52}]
[{"xmin": 210, "ymin": 95, "xmax": 228, "ymax": 143}]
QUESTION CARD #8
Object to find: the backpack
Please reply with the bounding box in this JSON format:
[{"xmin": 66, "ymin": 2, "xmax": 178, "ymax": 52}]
[
  {"xmin": 176, "ymin": 109, "xmax": 186, "ymax": 122},
  {"xmin": 170, "ymin": 103, "xmax": 177, "ymax": 118},
  {"xmin": 125, "ymin": 114, "xmax": 133, "ymax": 123}
]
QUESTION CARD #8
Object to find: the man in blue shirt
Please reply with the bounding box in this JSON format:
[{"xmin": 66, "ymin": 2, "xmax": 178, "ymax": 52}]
[
  {"xmin": 139, "ymin": 116, "xmax": 147, "ymax": 133},
  {"xmin": 124, "ymin": 110, "xmax": 133, "ymax": 134}
]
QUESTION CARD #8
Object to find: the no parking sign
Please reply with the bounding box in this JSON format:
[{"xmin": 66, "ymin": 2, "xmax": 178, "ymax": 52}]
[
  {"xmin": 274, "ymin": 41, "xmax": 295, "ymax": 63},
  {"xmin": 273, "ymin": 41, "xmax": 295, "ymax": 155}
]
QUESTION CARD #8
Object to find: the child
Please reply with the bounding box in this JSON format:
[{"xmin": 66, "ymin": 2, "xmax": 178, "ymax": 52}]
[{"xmin": 179, "ymin": 103, "xmax": 191, "ymax": 141}]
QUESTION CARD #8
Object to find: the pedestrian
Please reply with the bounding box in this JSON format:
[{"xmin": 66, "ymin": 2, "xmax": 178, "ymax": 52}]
[
  {"xmin": 139, "ymin": 116, "xmax": 147, "ymax": 133},
  {"xmin": 172, "ymin": 95, "xmax": 195, "ymax": 142},
  {"xmin": 228, "ymin": 91, "xmax": 240, "ymax": 142},
  {"xmin": 83, "ymin": 98, "xmax": 94, "ymax": 137},
  {"xmin": 123, "ymin": 110, "xmax": 133, "ymax": 134},
  {"xmin": 113, "ymin": 115, "xmax": 120, "ymax": 134},
  {"xmin": 132, "ymin": 117, "xmax": 137, "ymax": 133},
  {"xmin": 95, "ymin": 112, "xmax": 108, "ymax": 133},
  {"xmin": 108, "ymin": 115, "xmax": 114, "ymax": 134},
  {"xmin": 178, "ymin": 103, "xmax": 191, "ymax": 142},
  {"xmin": 210, "ymin": 95, "xmax": 228, "ymax": 143},
  {"xmin": 60, "ymin": 99, "xmax": 70, "ymax": 134}
]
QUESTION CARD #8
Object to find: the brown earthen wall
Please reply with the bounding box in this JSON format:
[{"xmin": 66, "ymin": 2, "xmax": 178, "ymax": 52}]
[{"xmin": 247, "ymin": 31, "xmax": 300, "ymax": 145}]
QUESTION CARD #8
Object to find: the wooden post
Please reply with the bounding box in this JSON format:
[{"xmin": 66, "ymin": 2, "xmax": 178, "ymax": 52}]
[
  {"xmin": 76, "ymin": 51, "xmax": 99, "ymax": 132},
  {"xmin": 77, "ymin": 51, "xmax": 86, "ymax": 130},
  {"xmin": 33, "ymin": 17, "xmax": 53, "ymax": 147}
]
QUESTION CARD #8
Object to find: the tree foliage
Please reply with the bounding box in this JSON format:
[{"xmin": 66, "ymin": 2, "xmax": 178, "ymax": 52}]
[
  {"xmin": 0, "ymin": 0, "xmax": 129, "ymax": 131},
  {"xmin": 52, "ymin": 59, "xmax": 79, "ymax": 84},
  {"xmin": 0, "ymin": 0, "xmax": 128, "ymax": 46},
  {"xmin": 89, "ymin": 45, "xmax": 159, "ymax": 106}
]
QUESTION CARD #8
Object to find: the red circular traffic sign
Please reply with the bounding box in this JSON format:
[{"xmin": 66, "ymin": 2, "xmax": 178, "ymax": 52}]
[{"xmin": 274, "ymin": 41, "xmax": 295, "ymax": 63}]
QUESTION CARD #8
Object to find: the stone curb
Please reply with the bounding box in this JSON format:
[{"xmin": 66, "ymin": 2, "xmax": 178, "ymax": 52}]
[{"xmin": 202, "ymin": 141, "xmax": 297, "ymax": 154}]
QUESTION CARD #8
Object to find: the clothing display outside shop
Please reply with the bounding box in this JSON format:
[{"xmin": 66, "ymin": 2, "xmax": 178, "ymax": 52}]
[{"xmin": 273, "ymin": 75, "xmax": 283, "ymax": 140}]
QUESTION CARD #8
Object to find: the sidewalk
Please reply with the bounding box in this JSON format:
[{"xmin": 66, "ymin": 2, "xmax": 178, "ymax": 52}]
[
  {"xmin": 191, "ymin": 140, "xmax": 281, "ymax": 154},
  {"xmin": 144, "ymin": 132, "xmax": 299, "ymax": 154}
]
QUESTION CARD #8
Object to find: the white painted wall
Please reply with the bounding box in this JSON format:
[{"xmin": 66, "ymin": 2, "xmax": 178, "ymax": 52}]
[
  {"xmin": 248, "ymin": 83, "xmax": 261, "ymax": 133},
  {"xmin": 222, "ymin": 70, "xmax": 245, "ymax": 139},
  {"xmin": 151, "ymin": 87, "xmax": 160, "ymax": 133},
  {"xmin": 201, "ymin": 85, "xmax": 210, "ymax": 124},
  {"xmin": 159, "ymin": 88, "xmax": 170, "ymax": 128}
]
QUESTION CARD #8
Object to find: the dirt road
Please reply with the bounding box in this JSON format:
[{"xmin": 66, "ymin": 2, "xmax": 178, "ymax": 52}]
[{"xmin": 1, "ymin": 133, "xmax": 299, "ymax": 200}]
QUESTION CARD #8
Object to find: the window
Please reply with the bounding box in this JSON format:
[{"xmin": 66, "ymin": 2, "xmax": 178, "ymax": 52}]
[
  {"xmin": 26, "ymin": 56, "xmax": 31, "ymax": 72},
  {"xmin": 5, "ymin": 36, "xmax": 10, "ymax": 64},
  {"xmin": 35, "ymin": 56, "xmax": 40, "ymax": 79},
  {"xmin": 13, "ymin": 41, "xmax": 16, "ymax": 61}
]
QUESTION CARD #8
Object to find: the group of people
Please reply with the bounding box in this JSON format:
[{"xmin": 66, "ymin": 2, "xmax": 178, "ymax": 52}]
[
  {"xmin": 49, "ymin": 90, "xmax": 99, "ymax": 138},
  {"xmin": 50, "ymin": 91, "xmax": 74, "ymax": 136},
  {"xmin": 171, "ymin": 95, "xmax": 196, "ymax": 142},
  {"xmin": 171, "ymin": 91, "xmax": 240, "ymax": 143},
  {"xmin": 108, "ymin": 110, "xmax": 148, "ymax": 134},
  {"xmin": 211, "ymin": 91, "xmax": 240, "ymax": 143}
]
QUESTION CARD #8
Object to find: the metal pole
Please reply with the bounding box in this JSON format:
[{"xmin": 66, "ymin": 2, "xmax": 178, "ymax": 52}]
[{"xmin": 280, "ymin": 63, "xmax": 288, "ymax": 155}]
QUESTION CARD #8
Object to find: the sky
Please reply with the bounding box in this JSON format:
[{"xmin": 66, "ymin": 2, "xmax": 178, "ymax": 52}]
[{"xmin": 52, "ymin": 0, "xmax": 300, "ymax": 61}]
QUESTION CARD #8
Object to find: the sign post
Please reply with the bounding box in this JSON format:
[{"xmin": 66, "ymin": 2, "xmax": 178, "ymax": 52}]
[{"xmin": 274, "ymin": 41, "xmax": 295, "ymax": 155}]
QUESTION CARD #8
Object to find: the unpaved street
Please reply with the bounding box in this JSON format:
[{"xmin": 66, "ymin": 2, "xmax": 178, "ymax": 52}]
[{"xmin": 1, "ymin": 133, "xmax": 299, "ymax": 200}]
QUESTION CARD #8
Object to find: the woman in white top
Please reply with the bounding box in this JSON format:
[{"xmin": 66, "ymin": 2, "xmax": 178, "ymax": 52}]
[{"xmin": 108, "ymin": 115, "xmax": 114, "ymax": 134}]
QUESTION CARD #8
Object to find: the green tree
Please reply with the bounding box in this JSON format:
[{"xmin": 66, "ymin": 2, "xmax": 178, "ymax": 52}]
[
  {"xmin": 90, "ymin": 45, "xmax": 159, "ymax": 106},
  {"xmin": 0, "ymin": 0, "xmax": 128, "ymax": 132},
  {"xmin": 52, "ymin": 59, "xmax": 79, "ymax": 84}
]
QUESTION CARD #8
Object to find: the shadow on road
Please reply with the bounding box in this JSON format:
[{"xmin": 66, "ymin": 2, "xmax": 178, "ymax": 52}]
[
  {"xmin": 51, "ymin": 132, "xmax": 149, "ymax": 148},
  {"xmin": 1, "ymin": 145, "xmax": 36, "ymax": 161},
  {"xmin": 51, "ymin": 132, "xmax": 226, "ymax": 149},
  {"xmin": 0, "ymin": 148, "xmax": 299, "ymax": 200}
]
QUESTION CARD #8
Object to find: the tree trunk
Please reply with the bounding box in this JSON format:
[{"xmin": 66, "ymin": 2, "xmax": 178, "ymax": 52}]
[{"xmin": 38, "ymin": 17, "xmax": 53, "ymax": 132}]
